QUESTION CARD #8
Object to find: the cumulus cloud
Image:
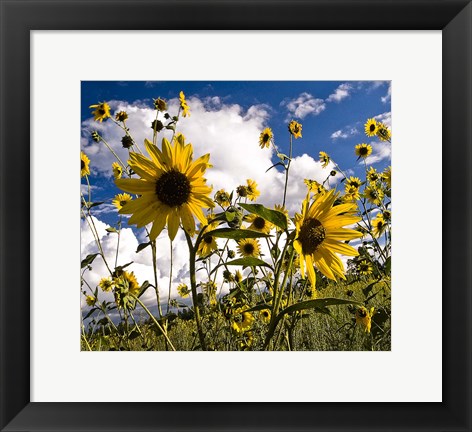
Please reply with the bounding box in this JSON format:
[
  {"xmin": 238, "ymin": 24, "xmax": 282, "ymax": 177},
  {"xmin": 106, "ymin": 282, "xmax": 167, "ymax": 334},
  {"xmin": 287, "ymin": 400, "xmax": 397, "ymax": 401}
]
[
  {"xmin": 281, "ymin": 92, "xmax": 326, "ymax": 119},
  {"xmin": 326, "ymin": 83, "xmax": 352, "ymax": 103},
  {"xmin": 364, "ymin": 141, "xmax": 391, "ymax": 164},
  {"xmin": 331, "ymin": 127, "xmax": 358, "ymax": 140},
  {"xmin": 374, "ymin": 111, "xmax": 391, "ymax": 128}
]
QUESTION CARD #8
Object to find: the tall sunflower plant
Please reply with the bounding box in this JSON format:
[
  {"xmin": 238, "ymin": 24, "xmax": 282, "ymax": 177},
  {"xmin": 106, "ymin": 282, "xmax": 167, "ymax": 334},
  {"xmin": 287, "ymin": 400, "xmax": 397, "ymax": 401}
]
[{"xmin": 81, "ymin": 95, "xmax": 391, "ymax": 351}]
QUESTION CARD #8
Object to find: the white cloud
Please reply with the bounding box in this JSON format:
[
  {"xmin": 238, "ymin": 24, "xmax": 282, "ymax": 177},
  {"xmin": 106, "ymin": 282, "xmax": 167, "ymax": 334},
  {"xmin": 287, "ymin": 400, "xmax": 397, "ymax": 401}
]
[
  {"xmin": 331, "ymin": 127, "xmax": 358, "ymax": 140},
  {"xmin": 364, "ymin": 141, "xmax": 391, "ymax": 164},
  {"xmin": 374, "ymin": 111, "xmax": 392, "ymax": 128},
  {"xmin": 282, "ymin": 92, "xmax": 326, "ymax": 119},
  {"xmin": 381, "ymin": 83, "xmax": 392, "ymax": 103},
  {"xmin": 326, "ymin": 83, "xmax": 352, "ymax": 103}
]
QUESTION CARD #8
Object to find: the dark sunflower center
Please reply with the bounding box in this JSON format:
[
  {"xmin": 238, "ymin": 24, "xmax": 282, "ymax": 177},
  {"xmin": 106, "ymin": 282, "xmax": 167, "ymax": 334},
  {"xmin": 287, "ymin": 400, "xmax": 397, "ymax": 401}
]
[
  {"xmin": 359, "ymin": 147, "xmax": 368, "ymax": 155},
  {"xmin": 369, "ymin": 124, "xmax": 376, "ymax": 132},
  {"xmin": 81, "ymin": 160, "xmax": 85, "ymax": 170},
  {"xmin": 120, "ymin": 200, "xmax": 127, "ymax": 207},
  {"xmin": 204, "ymin": 235, "xmax": 213, "ymax": 244},
  {"xmin": 298, "ymin": 218, "xmax": 326, "ymax": 255},
  {"xmin": 155, "ymin": 169, "xmax": 191, "ymax": 207},
  {"xmin": 358, "ymin": 309, "xmax": 367, "ymax": 318},
  {"xmin": 253, "ymin": 217, "xmax": 266, "ymax": 229},
  {"xmin": 263, "ymin": 133, "xmax": 270, "ymax": 142},
  {"xmin": 262, "ymin": 311, "xmax": 269, "ymax": 317},
  {"xmin": 243, "ymin": 243, "xmax": 255, "ymax": 254},
  {"xmin": 98, "ymin": 108, "xmax": 106, "ymax": 115}
]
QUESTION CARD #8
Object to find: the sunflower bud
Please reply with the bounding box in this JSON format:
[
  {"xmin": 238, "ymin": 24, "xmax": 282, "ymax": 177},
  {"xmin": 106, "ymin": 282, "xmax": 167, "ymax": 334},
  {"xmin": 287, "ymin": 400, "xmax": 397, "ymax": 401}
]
[
  {"xmin": 151, "ymin": 120, "xmax": 164, "ymax": 132},
  {"xmin": 154, "ymin": 98, "xmax": 167, "ymax": 111},
  {"xmin": 228, "ymin": 249, "xmax": 235, "ymax": 259},
  {"xmin": 121, "ymin": 135, "xmax": 133, "ymax": 149},
  {"xmin": 91, "ymin": 131, "xmax": 100, "ymax": 142},
  {"xmin": 330, "ymin": 170, "xmax": 337, "ymax": 176},
  {"xmin": 236, "ymin": 185, "xmax": 247, "ymax": 198}
]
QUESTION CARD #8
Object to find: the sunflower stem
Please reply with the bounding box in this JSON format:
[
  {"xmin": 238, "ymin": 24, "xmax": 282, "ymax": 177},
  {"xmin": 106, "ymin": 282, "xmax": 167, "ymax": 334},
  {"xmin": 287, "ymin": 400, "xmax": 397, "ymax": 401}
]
[
  {"xmin": 184, "ymin": 231, "xmax": 208, "ymax": 351},
  {"xmin": 282, "ymin": 134, "xmax": 293, "ymax": 208}
]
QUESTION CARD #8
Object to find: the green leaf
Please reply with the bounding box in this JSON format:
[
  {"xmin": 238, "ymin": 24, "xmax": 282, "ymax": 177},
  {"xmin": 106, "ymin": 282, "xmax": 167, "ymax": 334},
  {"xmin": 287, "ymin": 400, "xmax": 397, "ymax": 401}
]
[
  {"xmin": 205, "ymin": 228, "xmax": 270, "ymax": 240},
  {"xmin": 83, "ymin": 307, "xmax": 97, "ymax": 320},
  {"xmin": 239, "ymin": 203, "xmax": 288, "ymax": 230},
  {"xmin": 138, "ymin": 280, "xmax": 151, "ymax": 298},
  {"xmin": 245, "ymin": 303, "xmax": 272, "ymax": 313},
  {"xmin": 81, "ymin": 253, "xmax": 98, "ymax": 269},
  {"xmin": 279, "ymin": 298, "xmax": 363, "ymax": 317},
  {"xmin": 106, "ymin": 227, "xmax": 118, "ymax": 233},
  {"xmin": 136, "ymin": 242, "xmax": 151, "ymax": 253},
  {"xmin": 384, "ymin": 256, "xmax": 391, "ymax": 274},
  {"xmin": 210, "ymin": 257, "xmax": 272, "ymax": 275},
  {"xmin": 265, "ymin": 161, "xmax": 286, "ymax": 173}
]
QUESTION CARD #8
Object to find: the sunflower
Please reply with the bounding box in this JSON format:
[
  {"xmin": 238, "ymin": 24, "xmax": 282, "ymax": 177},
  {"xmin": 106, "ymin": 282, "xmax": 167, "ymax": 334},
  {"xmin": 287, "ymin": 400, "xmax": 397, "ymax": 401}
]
[
  {"xmin": 364, "ymin": 185, "xmax": 384, "ymax": 206},
  {"xmin": 260, "ymin": 309, "xmax": 271, "ymax": 324},
  {"xmin": 89, "ymin": 102, "xmax": 111, "ymax": 122},
  {"xmin": 319, "ymin": 151, "xmax": 330, "ymax": 168},
  {"xmin": 115, "ymin": 136, "xmax": 214, "ymax": 241},
  {"xmin": 288, "ymin": 120, "xmax": 302, "ymax": 139},
  {"xmin": 343, "ymin": 185, "xmax": 361, "ymax": 201},
  {"xmin": 112, "ymin": 162, "xmax": 123, "ymax": 179},
  {"xmin": 246, "ymin": 179, "xmax": 260, "ymax": 201},
  {"xmin": 364, "ymin": 118, "xmax": 378, "ymax": 137},
  {"xmin": 237, "ymin": 238, "xmax": 261, "ymax": 258},
  {"xmin": 85, "ymin": 295, "xmax": 96, "ymax": 307},
  {"xmin": 246, "ymin": 213, "xmax": 273, "ymax": 234},
  {"xmin": 81, "ymin": 151, "xmax": 90, "ymax": 177},
  {"xmin": 355, "ymin": 143, "xmax": 373, "ymax": 159},
  {"xmin": 177, "ymin": 283, "xmax": 190, "ymax": 298},
  {"xmin": 232, "ymin": 308, "xmax": 255, "ymax": 333},
  {"xmin": 381, "ymin": 210, "xmax": 391, "ymax": 222},
  {"xmin": 356, "ymin": 306, "xmax": 375, "ymax": 333},
  {"xmin": 345, "ymin": 176, "xmax": 362, "ymax": 190},
  {"xmin": 214, "ymin": 189, "xmax": 231, "ymax": 207},
  {"xmin": 304, "ymin": 179, "xmax": 326, "ymax": 196},
  {"xmin": 259, "ymin": 127, "xmax": 273, "ymax": 149},
  {"xmin": 357, "ymin": 260, "xmax": 373, "ymax": 275},
  {"xmin": 179, "ymin": 91, "xmax": 190, "ymax": 117},
  {"xmin": 98, "ymin": 277, "xmax": 113, "ymax": 292},
  {"xmin": 376, "ymin": 122, "xmax": 391, "ymax": 141},
  {"xmin": 366, "ymin": 167, "xmax": 379, "ymax": 183},
  {"xmin": 115, "ymin": 111, "xmax": 128, "ymax": 122},
  {"xmin": 197, "ymin": 222, "xmax": 219, "ymax": 257},
  {"xmin": 112, "ymin": 193, "xmax": 133, "ymax": 211},
  {"xmin": 154, "ymin": 98, "xmax": 167, "ymax": 112},
  {"xmin": 293, "ymin": 190, "xmax": 362, "ymax": 293},
  {"xmin": 372, "ymin": 214, "xmax": 387, "ymax": 238},
  {"xmin": 234, "ymin": 270, "xmax": 243, "ymax": 284},
  {"xmin": 382, "ymin": 166, "xmax": 391, "ymax": 188}
]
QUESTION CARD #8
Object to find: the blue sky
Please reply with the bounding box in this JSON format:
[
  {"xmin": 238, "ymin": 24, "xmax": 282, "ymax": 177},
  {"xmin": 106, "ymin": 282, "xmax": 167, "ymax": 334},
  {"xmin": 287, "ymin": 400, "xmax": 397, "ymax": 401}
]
[{"xmin": 80, "ymin": 81, "xmax": 391, "ymax": 310}]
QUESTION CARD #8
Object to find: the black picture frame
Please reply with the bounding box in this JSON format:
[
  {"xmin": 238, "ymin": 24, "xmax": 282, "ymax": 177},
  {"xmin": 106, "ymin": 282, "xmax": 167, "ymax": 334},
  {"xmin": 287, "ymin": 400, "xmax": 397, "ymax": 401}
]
[{"xmin": 1, "ymin": 0, "xmax": 471, "ymax": 431}]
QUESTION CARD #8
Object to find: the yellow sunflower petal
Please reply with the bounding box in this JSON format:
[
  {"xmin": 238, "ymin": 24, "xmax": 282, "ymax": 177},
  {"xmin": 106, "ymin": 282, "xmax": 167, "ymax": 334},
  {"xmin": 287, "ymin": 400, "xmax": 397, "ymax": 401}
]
[
  {"xmin": 115, "ymin": 178, "xmax": 155, "ymax": 194},
  {"xmin": 150, "ymin": 208, "xmax": 170, "ymax": 240}
]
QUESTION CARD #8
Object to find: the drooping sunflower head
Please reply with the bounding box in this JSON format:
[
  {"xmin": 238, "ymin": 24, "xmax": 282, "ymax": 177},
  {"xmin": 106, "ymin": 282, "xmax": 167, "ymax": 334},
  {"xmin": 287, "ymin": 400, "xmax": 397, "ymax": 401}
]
[
  {"xmin": 246, "ymin": 213, "xmax": 273, "ymax": 234},
  {"xmin": 113, "ymin": 270, "xmax": 140, "ymax": 310},
  {"xmin": 293, "ymin": 190, "xmax": 363, "ymax": 291},
  {"xmin": 304, "ymin": 179, "xmax": 326, "ymax": 196},
  {"xmin": 364, "ymin": 118, "xmax": 378, "ymax": 137},
  {"xmin": 112, "ymin": 193, "xmax": 133, "ymax": 211},
  {"xmin": 260, "ymin": 309, "xmax": 271, "ymax": 324},
  {"xmin": 364, "ymin": 185, "xmax": 384, "ymax": 206},
  {"xmin": 179, "ymin": 91, "xmax": 191, "ymax": 117},
  {"xmin": 355, "ymin": 143, "xmax": 373, "ymax": 159},
  {"xmin": 81, "ymin": 151, "xmax": 90, "ymax": 178},
  {"xmin": 237, "ymin": 238, "xmax": 261, "ymax": 258},
  {"xmin": 121, "ymin": 135, "xmax": 134, "ymax": 149},
  {"xmin": 89, "ymin": 102, "xmax": 111, "ymax": 122},
  {"xmin": 154, "ymin": 98, "xmax": 168, "ymax": 112},
  {"xmin": 356, "ymin": 306, "xmax": 375, "ymax": 333},
  {"xmin": 246, "ymin": 179, "xmax": 260, "ymax": 202},
  {"xmin": 98, "ymin": 277, "xmax": 113, "ymax": 292},
  {"xmin": 177, "ymin": 283, "xmax": 190, "ymax": 298},
  {"xmin": 259, "ymin": 127, "xmax": 273, "ymax": 149},
  {"xmin": 376, "ymin": 122, "xmax": 391, "ymax": 141},
  {"xmin": 112, "ymin": 162, "xmax": 123, "ymax": 180},
  {"xmin": 288, "ymin": 120, "xmax": 302, "ymax": 139},
  {"xmin": 319, "ymin": 151, "xmax": 330, "ymax": 168},
  {"xmin": 381, "ymin": 210, "xmax": 391, "ymax": 222},
  {"xmin": 232, "ymin": 308, "xmax": 255, "ymax": 333},
  {"xmin": 372, "ymin": 214, "xmax": 387, "ymax": 238},
  {"xmin": 214, "ymin": 189, "xmax": 231, "ymax": 207},
  {"xmin": 197, "ymin": 222, "xmax": 219, "ymax": 257},
  {"xmin": 366, "ymin": 167, "xmax": 379, "ymax": 183},
  {"xmin": 357, "ymin": 260, "xmax": 373, "ymax": 275},
  {"xmin": 115, "ymin": 111, "xmax": 128, "ymax": 122},
  {"xmin": 115, "ymin": 137, "xmax": 214, "ymax": 241},
  {"xmin": 85, "ymin": 295, "xmax": 96, "ymax": 307}
]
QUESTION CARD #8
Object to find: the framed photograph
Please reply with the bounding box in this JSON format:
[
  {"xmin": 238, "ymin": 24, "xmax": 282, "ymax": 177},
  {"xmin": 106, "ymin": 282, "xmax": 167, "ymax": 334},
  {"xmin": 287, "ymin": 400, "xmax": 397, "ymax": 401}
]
[{"xmin": 1, "ymin": 0, "xmax": 471, "ymax": 431}]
